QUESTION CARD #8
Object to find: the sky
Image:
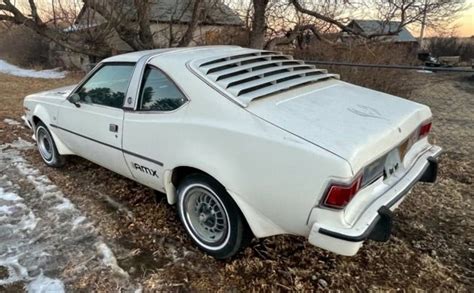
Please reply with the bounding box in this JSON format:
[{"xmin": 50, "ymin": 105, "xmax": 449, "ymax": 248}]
[{"xmin": 458, "ymin": 0, "xmax": 474, "ymax": 37}]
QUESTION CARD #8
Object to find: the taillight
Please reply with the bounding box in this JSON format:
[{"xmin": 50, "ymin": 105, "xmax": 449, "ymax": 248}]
[
  {"xmin": 418, "ymin": 121, "xmax": 432, "ymax": 139},
  {"xmin": 323, "ymin": 175, "xmax": 362, "ymax": 209}
]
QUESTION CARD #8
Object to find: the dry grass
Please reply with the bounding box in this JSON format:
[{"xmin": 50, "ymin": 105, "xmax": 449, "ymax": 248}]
[
  {"xmin": 295, "ymin": 42, "xmax": 419, "ymax": 97},
  {"xmin": 0, "ymin": 73, "xmax": 82, "ymax": 119},
  {"xmin": 0, "ymin": 72, "xmax": 82, "ymax": 144},
  {"xmin": 427, "ymin": 37, "xmax": 474, "ymax": 62}
]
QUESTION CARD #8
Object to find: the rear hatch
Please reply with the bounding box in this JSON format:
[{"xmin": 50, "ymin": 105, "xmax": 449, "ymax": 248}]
[{"xmin": 247, "ymin": 79, "xmax": 431, "ymax": 173}]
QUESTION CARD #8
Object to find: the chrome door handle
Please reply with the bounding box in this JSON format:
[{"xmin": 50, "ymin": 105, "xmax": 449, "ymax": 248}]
[{"xmin": 109, "ymin": 124, "xmax": 119, "ymax": 133}]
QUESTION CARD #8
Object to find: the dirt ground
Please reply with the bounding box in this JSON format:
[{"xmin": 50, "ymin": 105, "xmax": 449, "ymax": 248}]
[{"xmin": 0, "ymin": 71, "xmax": 472, "ymax": 291}]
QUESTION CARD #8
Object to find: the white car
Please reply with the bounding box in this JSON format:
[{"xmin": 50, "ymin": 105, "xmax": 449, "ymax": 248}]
[{"xmin": 23, "ymin": 46, "xmax": 441, "ymax": 259}]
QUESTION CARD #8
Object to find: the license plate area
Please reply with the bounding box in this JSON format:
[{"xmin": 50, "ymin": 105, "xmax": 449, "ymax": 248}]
[
  {"xmin": 384, "ymin": 131, "xmax": 418, "ymax": 180},
  {"xmin": 384, "ymin": 148, "xmax": 402, "ymax": 179},
  {"xmin": 399, "ymin": 130, "xmax": 418, "ymax": 162}
]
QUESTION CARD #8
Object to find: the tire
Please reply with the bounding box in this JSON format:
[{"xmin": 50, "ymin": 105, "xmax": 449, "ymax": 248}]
[
  {"xmin": 177, "ymin": 173, "xmax": 252, "ymax": 259},
  {"xmin": 35, "ymin": 121, "xmax": 66, "ymax": 168}
]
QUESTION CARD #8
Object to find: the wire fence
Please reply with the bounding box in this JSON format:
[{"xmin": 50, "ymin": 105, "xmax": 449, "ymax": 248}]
[{"xmin": 305, "ymin": 61, "xmax": 474, "ymax": 73}]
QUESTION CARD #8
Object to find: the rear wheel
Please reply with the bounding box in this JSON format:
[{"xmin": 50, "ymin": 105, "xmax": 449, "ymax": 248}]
[
  {"xmin": 177, "ymin": 173, "xmax": 251, "ymax": 259},
  {"xmin": 35, "ymin": 122, "xmax": 66, "ymax": 168}
]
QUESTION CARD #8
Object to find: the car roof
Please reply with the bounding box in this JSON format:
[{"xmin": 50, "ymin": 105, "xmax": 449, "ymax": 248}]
[
  {"xmin": 102, "ymin": 46, "xmax": 338, "ymax": 107},
  {"xmin": 102, "ymin": 46, "xmax": 250, "ymax": 63}
]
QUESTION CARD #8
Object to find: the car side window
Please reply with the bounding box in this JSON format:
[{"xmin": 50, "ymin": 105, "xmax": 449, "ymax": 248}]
[
  {"xmin": 77, "ymin": 63, "xmax": 134, "ymax": 108},
  {"xmin": 138, "ymin": 66, "xmax": 187, "ymax": 111}
]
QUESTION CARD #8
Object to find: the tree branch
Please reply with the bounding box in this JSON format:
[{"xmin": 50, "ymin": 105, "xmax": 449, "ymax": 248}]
[
  {"xmin": 290, "ymin": 0, "xmax": 404, "ymax": 39},
  {"xmin": 264, "ymin": 24, "xmax": 333, "ymax": 50},
  {"xmin": 82, "ymin": 0, "xmax": 153, "ymax": 51},
  {"xmin": 28, "ymin": 0, "xmax": 41, "ymax": 24},
  {"xmin": 0, "ymin": 0, "xmax": 112, "ymax": 57}
]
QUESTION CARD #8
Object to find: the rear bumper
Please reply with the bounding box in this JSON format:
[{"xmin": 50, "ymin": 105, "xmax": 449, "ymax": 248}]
[{"xmin": 308, "ymin": 145, "xmax": 441, "ymax": 256}]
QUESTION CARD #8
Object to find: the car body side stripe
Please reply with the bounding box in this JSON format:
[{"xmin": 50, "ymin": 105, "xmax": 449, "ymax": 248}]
[{"xmin": 49, "ymin": 124, "xmax": 164, "ymax": 167}]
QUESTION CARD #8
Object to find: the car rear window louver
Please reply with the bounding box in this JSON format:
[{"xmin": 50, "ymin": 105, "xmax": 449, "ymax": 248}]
[{"xmin": 191, "ymin": 50, "xmax": 339, "ymax": 107}]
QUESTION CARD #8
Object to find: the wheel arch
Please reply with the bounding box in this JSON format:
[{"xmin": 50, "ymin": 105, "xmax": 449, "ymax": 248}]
[
  {"xmin": 164, "ymin": 166, "xmax": 224, "ymax": 205},
  {"xmin": 165, "ymin": 165, "xmax": 287, "ymax": 238},
  {"xmin": 31, "ymin": 107, "xmax": 74, "ymax": 155}
]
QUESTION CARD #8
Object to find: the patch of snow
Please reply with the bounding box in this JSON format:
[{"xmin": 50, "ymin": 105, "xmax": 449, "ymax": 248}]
[
  {"xmin": 96, "ymin": 243, "xmax": 129, "ymax": 278},
  {"xmin": 0, "ymin": 139, "xmax": 136, "ymax": 290},
  {"xmin": 71, "ymin": 216, "xmax": 86, "ymax": 231},
  {"xmin": 3, "ymin": 118, "xmax": 21, "ymax": 126},
  {"xmin": 18, "ymin": 211, "xmax": 39, "ymax": 231},
  {"xmin": 5, "ymin": 137, "xmax": 34, "ymax": 150},
  {"xmin": 0, "ymin": 59, "xmax": 67, "ymax": 79},
  {"xmin": 0, "ymin": 205, "xmax": 13, "ymax": 215},
  {"xmin": 53, "ymin": 198, "xmax": 74, "ymax": 211},
  {"xmin": 27, "ymin": 274, "xmax": 65, "ymax": 293},
  {"xmin": 0, "ymin": 257, "xmax": 29, "ymax": 286},
  {"xmin": 0, "ymin": 187, "xmax": 23, "ymax": 202}
]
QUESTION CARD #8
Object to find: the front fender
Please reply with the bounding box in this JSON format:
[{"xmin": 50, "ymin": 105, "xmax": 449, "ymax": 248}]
[{"xmin": 31, "ymin": 104, "xmax": 74, "ymax": 155}]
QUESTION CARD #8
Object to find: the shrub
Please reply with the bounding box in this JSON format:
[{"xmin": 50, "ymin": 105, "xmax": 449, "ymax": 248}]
[
  {"xmin": 0, "ymin": 25, "xmax": 50, "ymax": 67},
  {"xmin": 294, "ymin": 42, "xmax": 418, "ymax": 97},
  {"xmin": 427, "ymin": 37, "xmax": 474, "ymax": 61}
]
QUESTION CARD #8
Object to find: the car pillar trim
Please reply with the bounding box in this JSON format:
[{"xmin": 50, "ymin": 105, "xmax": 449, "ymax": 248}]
[{"xmin": 49, "ymin": 124, "xmax": 164, "ymax": 167}]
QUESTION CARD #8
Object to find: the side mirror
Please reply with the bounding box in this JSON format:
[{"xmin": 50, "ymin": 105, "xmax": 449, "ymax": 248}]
[{"xmin": 68, "ymin": 93, "xmax": 81, "ymax": 108}]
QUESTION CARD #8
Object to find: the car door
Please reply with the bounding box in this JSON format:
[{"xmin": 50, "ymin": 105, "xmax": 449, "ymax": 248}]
[
  {"xmin": 122, "ymin": 65, "xmax": 189, "ymax": 191},
  {"xmin": 55, "ymin": 63, "xmax": 135, "ymax": 179}
]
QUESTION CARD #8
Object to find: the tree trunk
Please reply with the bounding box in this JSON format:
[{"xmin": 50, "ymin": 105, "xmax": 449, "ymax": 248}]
[
  {"xmin": 249, "ymin": 0, "xmax": 269, "ymax": 49},
  {"xmin": 134, "ymin": 0, "xmax": 154, "ymax": 49},
  {"xmin": 178, "ymin": 0, "xmax": 204, "ymax": 47},
  {"xmin": 83, "ymin": 0, "xmax": 161, "ymax": 51}
]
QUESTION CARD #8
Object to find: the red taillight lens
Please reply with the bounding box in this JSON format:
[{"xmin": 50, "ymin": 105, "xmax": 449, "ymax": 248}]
[
  {"xmin": 323, "ymin": 175, "xmax": 362, "ymax": 209},
  {"xmin": 418, "ymin": 121, "xmax": 432, "ymax": 139}
]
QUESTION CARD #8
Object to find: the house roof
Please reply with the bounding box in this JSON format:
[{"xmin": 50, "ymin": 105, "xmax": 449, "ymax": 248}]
[
  {"xmin": 76, "ymin": 0, "xmax": 243, "ymax": 27},
  {"xmin": 148, "ymin": 0, "xmax": 243, "ymax": 26},
  {"xmin": 348, "ymin": 20, "xmax": 417, "ymax": 42}
]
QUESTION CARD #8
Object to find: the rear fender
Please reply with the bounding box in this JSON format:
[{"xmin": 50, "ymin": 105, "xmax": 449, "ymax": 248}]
[{"xmin": 163, "ymin": 168, "xmax": 287, "ymax": 238}]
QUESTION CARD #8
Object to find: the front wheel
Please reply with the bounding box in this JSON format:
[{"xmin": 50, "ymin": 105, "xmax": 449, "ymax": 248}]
[
  {"xmin": 35, "ymin": 121, "xmax": 66, "ymax": 168},
  {"xmin": 177, "ymin": 174, "xmax": 251, "ymax": 259}
]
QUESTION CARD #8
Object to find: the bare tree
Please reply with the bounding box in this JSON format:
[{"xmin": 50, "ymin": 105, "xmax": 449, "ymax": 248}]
[
  {"xmin": 0, "ymin": 0, "xmax": 215, "ymax": 57},
  {"xmin": 0, "ymin": 0, "xmax": 112, "ymax": 57},
  {"xmin": 133, "ymin": 0, "xmax": 154, "ymax": 49},
  {"xmin": 242, "ymin": 0, "xmax": 466, "ymax": 50},
  {"xmin": 1, "ymin": 0, "xmax": 465, "ymax": 58},
  {"xmin": 249, "ymin": 0, "xmax": 269, "ymax": 48},
  {"xmin": 413, "ymin": 0, "xmax": 466, "ymax": 45},
  {"xmin": 291, "ymin": 0, "xmax": 466, "ymax": 39},
  {"xmin": 178, "ymin": 0, "xmax": 205, "ymax": 47}
]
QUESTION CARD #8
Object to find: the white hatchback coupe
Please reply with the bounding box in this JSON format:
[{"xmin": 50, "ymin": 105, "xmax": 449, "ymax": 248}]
[{"xmin": 23, "ymin": 46, "xmax": 441, "ymax": 259}]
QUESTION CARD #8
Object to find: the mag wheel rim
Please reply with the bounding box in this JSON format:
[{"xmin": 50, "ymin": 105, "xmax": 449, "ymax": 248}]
[
  {"xmin": 37, "ymin": 127, "xmax": 53, "ymax": 162},
  {"xmin": 184, "ymin": 187, "xmax": 228, "ymax": 245}
]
